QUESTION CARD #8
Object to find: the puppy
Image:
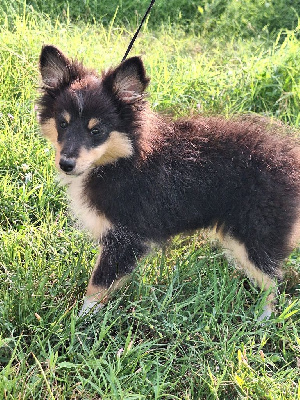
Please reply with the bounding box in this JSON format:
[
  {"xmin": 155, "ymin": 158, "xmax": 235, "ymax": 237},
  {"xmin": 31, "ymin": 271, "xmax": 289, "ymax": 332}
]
[{"xmin": 38, "ymin": 45, "xmax": 300, "ymax": 319}]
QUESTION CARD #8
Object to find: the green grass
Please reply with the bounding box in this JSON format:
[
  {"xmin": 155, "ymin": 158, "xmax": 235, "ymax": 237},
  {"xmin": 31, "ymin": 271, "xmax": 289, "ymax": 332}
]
[
  {"xmin": 1, "ymin": 0, "xmax": 299, "ymax": 37},
  {"xmin": 0, "ymin": 2, "xmax": 300, "ymax": 399}
]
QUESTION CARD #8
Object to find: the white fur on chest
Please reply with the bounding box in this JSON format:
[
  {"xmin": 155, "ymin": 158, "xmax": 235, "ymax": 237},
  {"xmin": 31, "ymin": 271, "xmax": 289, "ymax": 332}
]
[{"xmin": 60, "ymin": 173, "xmax": 112, "ymax": 239}]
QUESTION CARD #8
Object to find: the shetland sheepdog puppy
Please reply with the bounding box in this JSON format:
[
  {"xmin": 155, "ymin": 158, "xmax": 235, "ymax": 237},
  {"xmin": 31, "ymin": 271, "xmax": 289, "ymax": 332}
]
[{"xmin": 37, "ymin": 45, "xmax": 300, "ymax": 319}]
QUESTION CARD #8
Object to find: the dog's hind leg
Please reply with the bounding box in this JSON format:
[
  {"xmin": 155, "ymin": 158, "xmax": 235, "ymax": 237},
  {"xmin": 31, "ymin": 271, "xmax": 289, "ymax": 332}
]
[
  {"xmin": 79, "ymin": 226, "xmax": 149, "ymax": 317},
  {"xmin": 217, "ymin": 233, "xmax": 281, "ymax": 320}
]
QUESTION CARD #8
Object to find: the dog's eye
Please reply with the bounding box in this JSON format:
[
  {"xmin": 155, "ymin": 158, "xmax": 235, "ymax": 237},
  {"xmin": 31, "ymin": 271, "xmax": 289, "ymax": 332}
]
[
  {"xmin": 90, "ymin": 127, "xmax": 101, "ymax": 135},
  {"xmin": 60, "ymin": 121, "xmax": 68, "ymax": 129}
]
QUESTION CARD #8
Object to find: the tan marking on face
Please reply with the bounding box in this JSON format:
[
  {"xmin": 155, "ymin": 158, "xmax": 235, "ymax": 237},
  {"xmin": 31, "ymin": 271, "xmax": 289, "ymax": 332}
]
[
  {"xmin": 40, "ymin": 118, "xmax": 57, "ymax": 144},
  {"xmin": 62, "ymin": 110, "xmax": 71, "ymax": 123},
  {"xmin": 88, "ymin": 118, "xmax": 100, "ymax": 130},
  {"xmin": 98, "ymin": 130, "xmax": 133, "ymax": 164},
  {"xmin": 40, "ymin": 118, "xmax": 63, "ymax": 168},
  {"xmin": 75, "ymin": 131, "xmax": 133, "ymax": 172},
  {"xmin": 54, "ymin": 148, "xmax": 63, "ymax": 170},
  {"xmin": 86, "ymin": 250, "xmax": 130, "ymax": 303}
]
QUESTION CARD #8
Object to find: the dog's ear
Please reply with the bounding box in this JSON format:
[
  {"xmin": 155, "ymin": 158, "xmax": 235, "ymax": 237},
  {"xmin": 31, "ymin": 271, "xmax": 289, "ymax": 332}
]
[
  {"xmin": 104, "ymin": 57, "xmax": 150, "ymax": 103},
  {"xmin": 39, "ymin": 45, "xmax": 81, "ymax": 89}
]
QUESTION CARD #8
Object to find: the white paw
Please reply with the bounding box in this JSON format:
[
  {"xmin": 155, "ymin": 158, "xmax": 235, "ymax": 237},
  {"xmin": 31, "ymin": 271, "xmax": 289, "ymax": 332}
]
[
  {"xmin": 78, "ymin": 298, "xmax": 104, "ymax": 317},
  {"xmin": 257, "ymin": 304, "xmax": 273, "ymax": 321}
]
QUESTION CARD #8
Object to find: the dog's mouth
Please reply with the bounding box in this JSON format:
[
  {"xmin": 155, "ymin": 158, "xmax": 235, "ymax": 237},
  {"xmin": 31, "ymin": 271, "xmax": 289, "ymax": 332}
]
[
  {"xmin": 57, "ymin": 163, "xmax": 85, "ymax": 177},
  {"xmin": 64, "ymin": 170, "xmax": 84, "ymax": 177},
  {"xmin": 58, "ymin": 169, "xmax": 87, "ymax": 184}
]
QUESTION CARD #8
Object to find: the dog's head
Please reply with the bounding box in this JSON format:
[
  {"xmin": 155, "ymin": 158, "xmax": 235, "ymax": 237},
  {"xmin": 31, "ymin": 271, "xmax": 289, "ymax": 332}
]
[{"xmin": 38, "ymin": 45, "xmax": 150, "ymax": 176}]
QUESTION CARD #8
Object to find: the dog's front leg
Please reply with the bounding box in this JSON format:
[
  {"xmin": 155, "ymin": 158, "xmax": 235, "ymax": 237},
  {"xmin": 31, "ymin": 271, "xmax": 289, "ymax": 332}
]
[{"xmin": 79, "ymin": 226, "xmax": 148, "ymax": 316}]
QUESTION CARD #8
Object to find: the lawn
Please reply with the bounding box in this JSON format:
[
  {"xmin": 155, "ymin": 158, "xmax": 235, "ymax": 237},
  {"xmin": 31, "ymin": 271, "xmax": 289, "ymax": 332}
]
[{"xmin": 0, "ymin": 1, "xmax": 299, "ymax": 399}]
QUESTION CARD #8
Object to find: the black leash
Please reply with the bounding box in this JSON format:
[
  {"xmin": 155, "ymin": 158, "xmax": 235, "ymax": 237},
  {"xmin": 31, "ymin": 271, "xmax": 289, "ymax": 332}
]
[{"xmin": 121, "ymin": 0, "xmax": 156, "ymax": 62}]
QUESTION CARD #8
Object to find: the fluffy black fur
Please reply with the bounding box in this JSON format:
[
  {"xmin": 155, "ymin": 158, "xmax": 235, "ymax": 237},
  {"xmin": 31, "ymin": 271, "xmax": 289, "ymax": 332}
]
[
  {"xmin": 88, "ymin": 121, "xmax": 299, "ymax": 276},
  {"xmin": 38, "ymin": 45, "xmax": 300, "ymax": 313}
]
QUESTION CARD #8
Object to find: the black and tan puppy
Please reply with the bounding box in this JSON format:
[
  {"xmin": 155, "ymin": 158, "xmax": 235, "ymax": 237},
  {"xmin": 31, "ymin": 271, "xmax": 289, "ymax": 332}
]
[{"xmin": 38, "ymin": 45, "xmax": 300, "ymax": 319}]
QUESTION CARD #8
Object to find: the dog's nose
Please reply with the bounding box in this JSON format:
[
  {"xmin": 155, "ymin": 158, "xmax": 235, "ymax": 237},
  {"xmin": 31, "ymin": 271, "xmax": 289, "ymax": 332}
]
[{"xmin": 59, "ymin": 158, "xmax": 76, "ymax": 173}]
